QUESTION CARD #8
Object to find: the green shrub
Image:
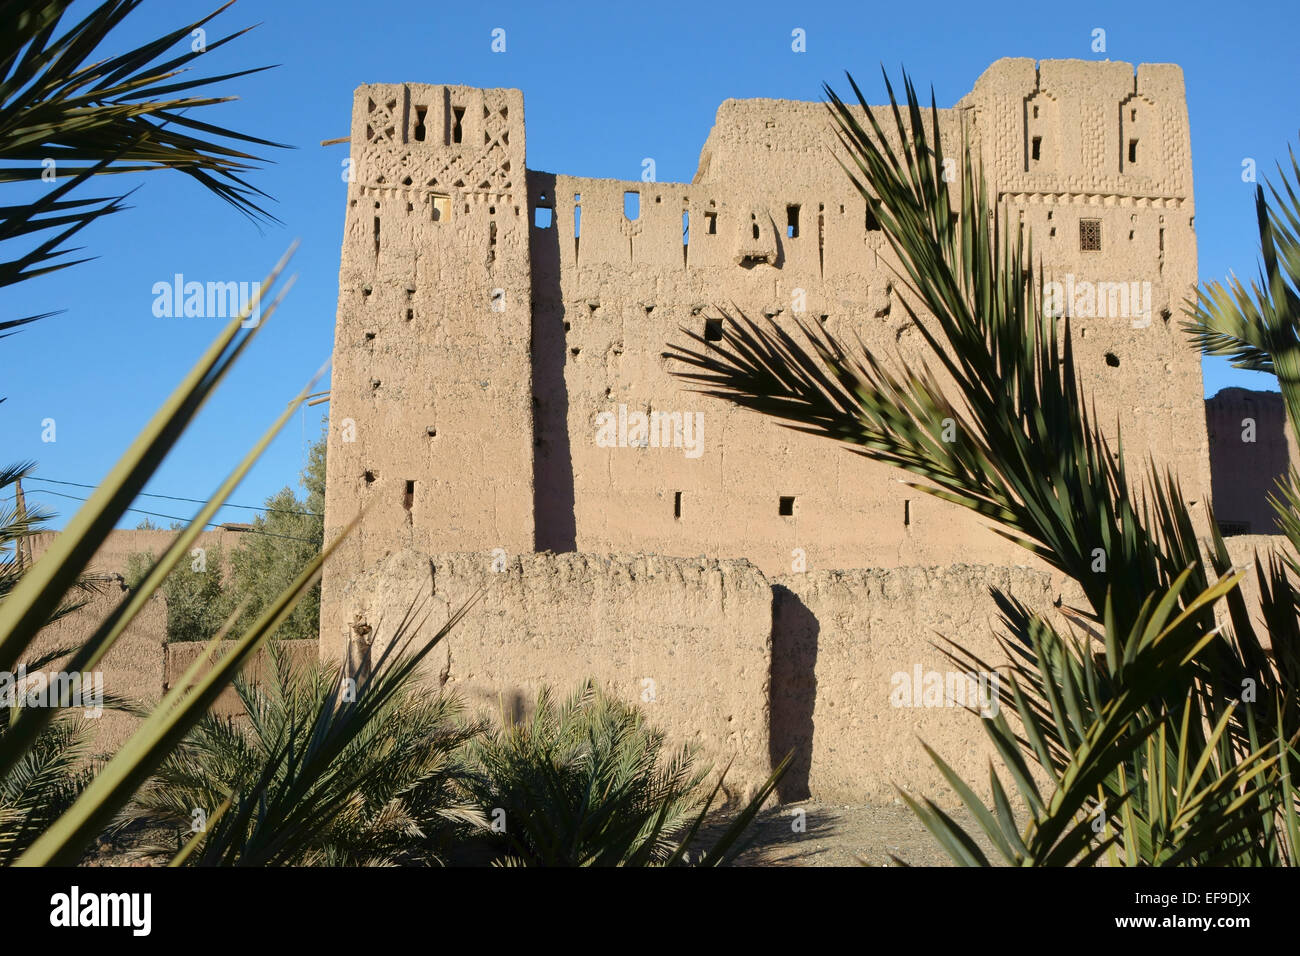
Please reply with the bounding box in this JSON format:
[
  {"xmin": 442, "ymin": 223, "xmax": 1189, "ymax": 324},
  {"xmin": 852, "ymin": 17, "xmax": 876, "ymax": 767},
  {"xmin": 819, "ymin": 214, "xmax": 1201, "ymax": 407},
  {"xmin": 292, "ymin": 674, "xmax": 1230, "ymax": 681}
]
[
  {"xmin": 458, "ymin": 680, "xmax": 777, "ymax": 866},
  {"xmin": 125, "ymin": 644, "xmax": 483, "ymax": 866}
]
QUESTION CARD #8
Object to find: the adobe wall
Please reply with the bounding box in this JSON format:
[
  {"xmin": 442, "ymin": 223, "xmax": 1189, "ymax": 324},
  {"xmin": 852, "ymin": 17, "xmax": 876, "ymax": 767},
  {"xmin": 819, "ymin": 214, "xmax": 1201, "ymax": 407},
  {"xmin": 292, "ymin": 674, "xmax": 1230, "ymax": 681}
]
[
  {"xmin": 326, "ymin": 548, "xmax": 1073, "ymax": 804},
  {"xmin": 327, "ymin": 549, "xmax": 776, "ymax": 800},
  {"xmin": 321, "ymin": 57, "xmax": 1211, "ymax": 654},
  {"xmin": 772, "ymin": 564, "xmax": 1062, "ymax": 804},
  {"xmin": 26, "ymin": 530, "xmax": 178, "ymax": 757},
  {"xmin": 23, "ymin": 528, "xmax": 305, "ymax": 752},
  {"xmin": 164, "ymin": 639, "xmax": 320, "ymax": 718},
  {"xmin": 24, "ymin": 576, "xmax": 165, "ymax": 756}
]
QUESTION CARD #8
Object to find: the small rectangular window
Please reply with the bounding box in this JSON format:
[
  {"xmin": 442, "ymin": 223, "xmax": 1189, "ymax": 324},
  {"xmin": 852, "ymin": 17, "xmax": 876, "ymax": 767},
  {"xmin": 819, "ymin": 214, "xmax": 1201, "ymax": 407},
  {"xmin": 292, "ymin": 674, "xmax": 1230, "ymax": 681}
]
[
  {"xmin": 1080, "ymin": 219, "xmax": 1102, "ymax": 252},
  {"xmin": 403, "ymin": 480, "xmax": 415, "ymax": 511},
  {"xmin": 431, "ymin": 194, "xmax": 450, "ymax": 222},
  {"xmin": 674, "ymin": 492, "xmax": 682, "ymax": 520},
  {"xmin": 779, "ymin": 496, "xmax": 796, "ymax": 517},
  {"xmin": 412, "ymin": 105, "xmax": 427, "ymax": 142},
  {"xmin": 534, "ymin": 206, "xmax": 553, "ymax": 228},
  {"xmin": 786, "ymin": 204, "xmax": 800, "ymax": 238},
  {"xmin": 623, "ymin": 191, "xmax": 640, "ymax": 221},
  {"xmin": 705, "ymin": 211, "xmax": 717, "ymax": 234},
  {"xmin": 1031, "ymin": 136, "xmax": 1042, "ymax": 161},
  {"xmin": 704, "ymin": 317, "xmax": 723, "ymax": 342},
  {"xmin": 451, "ymin": 106, "xmax": 465, "ymax": 144},
  {"xmin": 1128, "ymin": 139, "xmax": 1139, "ymax": 164}
]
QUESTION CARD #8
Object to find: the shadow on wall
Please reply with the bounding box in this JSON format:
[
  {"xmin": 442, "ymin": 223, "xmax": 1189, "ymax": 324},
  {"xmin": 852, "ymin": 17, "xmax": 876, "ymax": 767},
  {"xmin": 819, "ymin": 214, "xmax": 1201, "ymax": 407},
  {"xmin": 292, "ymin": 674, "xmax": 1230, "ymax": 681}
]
[
  {"xmin": 1206, "ymin": 387, "xmax": 1296, "ymax": 536},
  {"xmin": 528, "ymin": 170, "xmax": 577, "ymax": 552},
  {"xmin": 770, "ymin": 585, "xmax": 818, "ymax": 802}
]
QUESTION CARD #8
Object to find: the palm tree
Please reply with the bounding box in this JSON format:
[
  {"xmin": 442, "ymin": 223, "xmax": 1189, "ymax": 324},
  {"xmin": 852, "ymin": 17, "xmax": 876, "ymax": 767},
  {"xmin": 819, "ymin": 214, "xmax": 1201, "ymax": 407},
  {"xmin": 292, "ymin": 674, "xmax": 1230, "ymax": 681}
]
[
  {"xmin": 1, "ymin": 0, "xmax": 283, "ymax": 322},
  {"xmin": 666, "ymin": 70, "xmax": 1300, "ymax": 865},
  {"xmin": 125, "ymin": 641, "xmax": 485, "ymax": 866},
  {"xmin": 2, "ymin": 0, "xmax": 283, "ymax": 619},
  {"xmin": 458, "ymin": 680, "xmax": 789, "ymax": 866}
]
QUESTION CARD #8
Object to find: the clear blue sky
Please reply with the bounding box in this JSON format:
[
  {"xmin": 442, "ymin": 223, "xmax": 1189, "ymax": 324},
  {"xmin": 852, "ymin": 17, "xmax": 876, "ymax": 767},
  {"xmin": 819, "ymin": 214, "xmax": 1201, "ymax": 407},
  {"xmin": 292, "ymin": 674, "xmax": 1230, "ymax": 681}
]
[{"xmin": 4, "ymin": 0, "xmax": 1297, "ymax": 530}]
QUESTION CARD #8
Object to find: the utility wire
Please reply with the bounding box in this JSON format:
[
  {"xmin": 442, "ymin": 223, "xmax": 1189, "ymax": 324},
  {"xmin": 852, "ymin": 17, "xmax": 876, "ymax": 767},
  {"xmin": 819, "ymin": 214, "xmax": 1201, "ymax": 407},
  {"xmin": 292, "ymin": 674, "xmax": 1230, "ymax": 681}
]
[
  {"xmin": 27, "ymin": 488, "xmax": 321, "ymax": 545},
  {"xmin": 26, "ymin": 476, "xmax": 324, "ymax": 518}
]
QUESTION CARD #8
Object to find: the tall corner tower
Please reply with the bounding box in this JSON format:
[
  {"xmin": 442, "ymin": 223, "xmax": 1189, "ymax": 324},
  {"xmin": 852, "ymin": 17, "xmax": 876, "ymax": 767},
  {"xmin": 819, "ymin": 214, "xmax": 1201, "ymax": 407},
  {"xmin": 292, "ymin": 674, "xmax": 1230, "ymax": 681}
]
[{"xmin": 320, "ymin": 83, "xmax": 534, "ymax": 659}]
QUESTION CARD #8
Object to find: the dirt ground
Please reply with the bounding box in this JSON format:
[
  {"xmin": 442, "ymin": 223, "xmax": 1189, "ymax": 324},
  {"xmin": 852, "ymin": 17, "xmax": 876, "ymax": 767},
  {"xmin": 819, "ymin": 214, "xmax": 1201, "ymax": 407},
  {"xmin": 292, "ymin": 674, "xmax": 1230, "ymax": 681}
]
[
  {"xmin": 85, "ymin": 801, "xmax": 986, "ymax": 867},
  {"xmin": 725, "ymin": 801, "xmax": 988, "ymax": 867}
]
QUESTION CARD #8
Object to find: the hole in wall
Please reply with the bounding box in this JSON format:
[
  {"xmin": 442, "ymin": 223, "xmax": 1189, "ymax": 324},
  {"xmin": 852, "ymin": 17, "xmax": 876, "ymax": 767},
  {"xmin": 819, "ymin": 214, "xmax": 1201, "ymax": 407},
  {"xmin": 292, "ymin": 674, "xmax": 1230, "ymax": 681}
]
[
  {"xmin": 364, "ymin": 470, "xmax": 377, "ymax": 486},
  {"xmin": 403, "ymin": 480, "xmax": 415, "ymax": 512},
  {"xmin": 786, "ymin": 204, "xmax": 800, "ymax": 238},
  {"xmin": 705, "ymin": 211, "xmax": 717, "ymax": 234},
  {"xmin": 1105, "ymin": 352, "xmax": 1120, "ymax": 367},
  {"xmin": 534, "ymin": 206, "xmax": 553, "ymax": 228},
  {"xmin": 413, "ymin": 105, "xmax": 427, "ymax": 141},
  {"xmin": 779, "ymin": 496, "xmax": 796, "ymax": 517},
  {"xmin": 865, "ymin": 202, "xmax": 881, "ymax": 232},
  {"xmin": 674, "ymin": 492, "xmax": 682, "ymax": 520},
  {"xmin": 451, "ymin": 106, "xmax": 465, "ymax": 144},
  {"xmin": 704, "ymin": 317, "xmax": 723, "ymax": 342},
  {"xmin": 1031, "ymin": 136, "xmax": 1041, "ymax": 162},
  {"xmin": 1128, "ymin": 139, "xmax": 1139, "ymax": 164},
  {"xmin": 623, "ymin": 191, "xmax": 640, "ymax": 220}
]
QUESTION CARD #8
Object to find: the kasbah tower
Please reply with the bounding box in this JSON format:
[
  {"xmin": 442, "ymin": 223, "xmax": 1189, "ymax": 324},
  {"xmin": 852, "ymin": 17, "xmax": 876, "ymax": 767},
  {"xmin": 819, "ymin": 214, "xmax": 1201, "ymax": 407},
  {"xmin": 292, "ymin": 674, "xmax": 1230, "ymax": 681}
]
[{"xmin": 316, "ymin": 57, "xmax": 1215, "ymax": 797}]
